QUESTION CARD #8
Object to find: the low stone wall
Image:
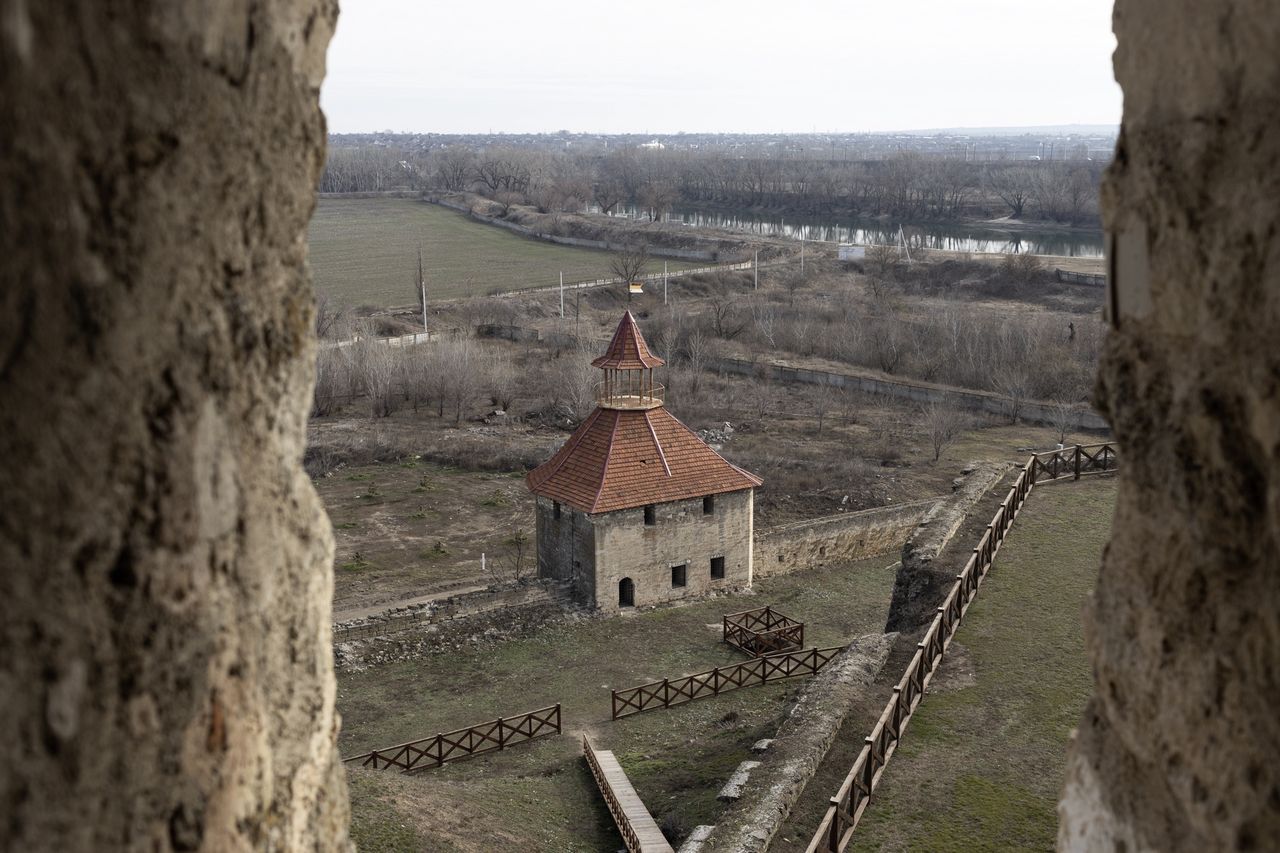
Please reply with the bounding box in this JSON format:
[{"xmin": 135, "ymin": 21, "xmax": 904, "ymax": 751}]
[
  {"xmin": 753, "ymin": 499, "xmax": 940, "ymax": 579},
  {"xmin": 706, "ymin": 633, "xmax": 897, "ymax": 853},
  {"xmin": 335, "ymin": 598, "xmax": 580, "ymax": 671},
  {"xmin": 886, "ymin": 461, "xmax": 1010, "ymax": 633},
  {"xmin": 333, "ymin": 580, "xmax": 577, "ymax": 670}
]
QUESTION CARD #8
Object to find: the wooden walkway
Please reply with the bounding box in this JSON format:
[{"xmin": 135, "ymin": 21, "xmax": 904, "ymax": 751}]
[{"xmin": 583, "ymin": 736, "xmax": 674, "ymax": 853}]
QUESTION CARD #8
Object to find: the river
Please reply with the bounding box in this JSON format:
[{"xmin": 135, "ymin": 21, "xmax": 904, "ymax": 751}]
[{"xmin": 598, "ymin": 204, "xmax": 1105, "ymax": 258}]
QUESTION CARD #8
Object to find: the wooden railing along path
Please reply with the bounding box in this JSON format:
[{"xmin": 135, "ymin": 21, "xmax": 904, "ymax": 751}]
[
  {"xmin": 806, "ymin": 443, "xmax": 1118, "ymax": 852},
  {"xmin": 583, "ymin": 736, "xmax": 675, "ymax": 853},
  {"xmin": 612, "ymin": 646, "xmax": 842, "ymax": 720},
  {"xmin": 343, "ymin": 704, "xmax": 561, "ymax": 773},
  {"xmin": 723, "ymin": 605, "xmax": 805, "ymax": 657}
]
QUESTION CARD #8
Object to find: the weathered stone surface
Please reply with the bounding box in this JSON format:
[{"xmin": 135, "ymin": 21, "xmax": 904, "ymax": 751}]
[
  {"xmin": 707, "ymin": 633, "xmax": 896, "ymax": 853},
  {"xmin": 884, "ymin": 461, "xmax": 1007, "ymax": 632},
  {"xmin": 0, "ymin": 2, "xmax": 348, "ymax": 850},
  {"xmin": 1059, "ymin": 2, "xmax": 1280, "ymax": 849},
  {"xmin": 753, "ymin": 498, "xmax": 939, "ymax": 580},
  {"xmin": 717, "ymin": 761, "xmax": 762, "ymax": 802},
  {"xmin": 676, "ymin": 825, "xmax": 715, "ymax": 853}
]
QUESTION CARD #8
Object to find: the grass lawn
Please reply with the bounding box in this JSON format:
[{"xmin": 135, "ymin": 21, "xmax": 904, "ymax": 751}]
[
  {"xmin": 825, "ymin": 477, "xmax": 1117, "ymax": 853},
  {"xmin": 308, "ymin": 198, "xmax": 694, "ymax": 308},
  {"xmin": 339, "ymin": 554, "xmax": 900, "ymax": 852}
]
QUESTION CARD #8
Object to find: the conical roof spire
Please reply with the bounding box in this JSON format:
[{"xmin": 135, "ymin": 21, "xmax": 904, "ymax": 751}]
[{"xmin": 591, "ymin": 311, "xmax": 665, "ymax": 370}]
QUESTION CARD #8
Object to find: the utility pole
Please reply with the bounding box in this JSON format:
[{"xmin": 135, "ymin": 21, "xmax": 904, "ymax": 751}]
[
  {"xmin": 417, "ymin": 246, "xmax": 428, "ymax": 335},
  {"xmin": 663, "ymin": 261, "xmax": 668, "ymax": 305},
  {"xmin": 753, "ymin": 250, "xmax": 759, "ymax": 290},
  {"xmin": 559, "ymin": 271, "xmax": 564, "ymax": 318},
  {"xmin": 800, "ymin": 237, "xmax": 805, "ymax": 276}
]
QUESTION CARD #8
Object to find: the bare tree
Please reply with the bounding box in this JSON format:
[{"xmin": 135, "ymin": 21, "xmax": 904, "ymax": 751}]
[
  {"xmin": 812, "ymin": 375, "xmax": 834, "ymax": 435},
  {"xmin": 921, "ymin": 399, "xmax": 968, "ymax": 463},
  {"xmin": 502, "ymin": 528, "xmax": 530, "ymax": 581},
  {"xmin": 436, "ymin": 337, "xmax": 479, "ymax": 424},
  {"xmin": 314, "ymin": 291, "xmax": 343, "ymax": 340},
  {"xmin": 609, "ymin": 244, "xmax": 649, "ymax": 289},
  {"xmin": 556, "ymin": 338, "xmax": 599, "ymax": 422},
  {"xmin": 750, "ymin": 297, "xmax": 780, "ymax": 348},
  {"xmin": 988, "ymin": 166, "xmax": 1036, "ymax": 219},
  {"xmin": 865, "ymin": 244, "xmax": 902, "ymax": 279},
  {"xmin": 708, "ymin": 277, "xmax": 749, "ymax": 339},
  {"xmin": 433, "ymin": 147, "xmax": 473, "ymax": 192},
  {"xmin": 1048, "ymin": 400, "xmax": 1084, "ymax": 446},
  {"xmin": 493, "ymin": 190, "xmax": 521, "ymax": 216},
  {"xmin": 637, "ymin": 181, "xmax": 677, "ymax": 221},
  {"xmin": 312, "ymin": 346, "xmax": 353, "ymax": 417},
  {"xmin": 401, "ymin": 345, "xmax": 435, "ymax": 413},
  {"xmin": 992, "ymin": 365, "xmax": 1034, "ymax": 424},
  {"xmin": 353, "ymin": 330, "xmax": 399, "ymax": 418},
  {"xmin": 870, "ymin": 321, "xmax": 904, "ymax": 374},
  {"xmin": 592, "ymin": 176, "xmax": 625, "ymax": 215},
  {"xmin": 748, "ymin": 363, "xmax": 773, "ymax": 421},
  {"xmin": 485, "ymin": 352, "xmax": 519, "ymax": 413}
]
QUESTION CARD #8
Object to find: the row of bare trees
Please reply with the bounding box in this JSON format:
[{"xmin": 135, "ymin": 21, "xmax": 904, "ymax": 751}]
[
  {"xmin": 313, "ymin": 333, "xmax": 517, "ymax": 423},
  {"xmin": 321, "ymin": 139, "xmax": 1104, "ymax": 225}
]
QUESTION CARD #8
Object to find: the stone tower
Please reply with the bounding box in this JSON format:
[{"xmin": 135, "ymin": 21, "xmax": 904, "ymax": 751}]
[{"xmin": 527, "ymin": 312, "xmax": 762, "ymax": 612}]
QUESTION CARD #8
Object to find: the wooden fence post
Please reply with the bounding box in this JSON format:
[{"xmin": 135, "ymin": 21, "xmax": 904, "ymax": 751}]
[
  {"xmin": 497, "ymin": 717, "xmax": 506, "ymax": 750},
  {"xmin": 1074, "ymin": 444, "xmax": 1082, "ymax": 479},
  {"xmin": 662, "ymin": 678, "xmax": 670, "ymax": 709}
]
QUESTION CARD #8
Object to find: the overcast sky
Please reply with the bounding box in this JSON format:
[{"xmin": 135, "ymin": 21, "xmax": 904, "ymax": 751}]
[{"xmin": 321, "ymin": 0, "xmax": 1121, "ymax": 134}]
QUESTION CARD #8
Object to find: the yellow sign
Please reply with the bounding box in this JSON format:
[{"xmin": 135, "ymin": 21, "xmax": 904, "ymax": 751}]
[{"xmin": 629, "ymin": 281, "xmax": 644, "ymax": 294}]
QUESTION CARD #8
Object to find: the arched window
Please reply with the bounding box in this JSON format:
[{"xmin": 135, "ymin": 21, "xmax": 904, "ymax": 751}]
[{"xmin": 618, "ymin": 577, "xmax": 635, "ymax": 607}]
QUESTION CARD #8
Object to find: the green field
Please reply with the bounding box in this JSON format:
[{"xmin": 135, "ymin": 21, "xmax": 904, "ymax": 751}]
[
  {"xmin": 307, "ymin": 198, "xmax": 694, "ymax": 308},
  {"xmin": 832, "ymin": 478, "xmax": 1116, "ymax": 853}
]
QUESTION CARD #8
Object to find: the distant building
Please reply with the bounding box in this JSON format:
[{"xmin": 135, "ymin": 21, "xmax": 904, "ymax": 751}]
[{"xmin": 526, "ymin": 312, "xmax": 762, "ymax": 611}]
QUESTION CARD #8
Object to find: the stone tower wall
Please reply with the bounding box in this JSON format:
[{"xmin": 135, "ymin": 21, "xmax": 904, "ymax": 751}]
[
  {"xmin": 590, "ymin": 489, "xmax": 754, "ymax": 612},
  {"xmin": 534, "ymin": 495, "xmax": 599, "ymax": 602}
]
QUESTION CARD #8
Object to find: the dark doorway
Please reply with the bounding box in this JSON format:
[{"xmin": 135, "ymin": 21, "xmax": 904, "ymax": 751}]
[{"xmin": 619, "ymin": 577, "xmax": 635, "ymax": 607}]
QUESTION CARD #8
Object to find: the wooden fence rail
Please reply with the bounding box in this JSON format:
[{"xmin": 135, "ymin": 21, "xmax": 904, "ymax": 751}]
[
  {"xmin": 1054, "ymin": 268, "xmax": 1107, "ymax": 287},
  {"xmin": 583, "ymin": 736, "xmax": 675, "ymax": 853},
  {"xmin": 612, "ymin": 646, "xmax": 843, "ymax": 720},
  {"xmin": 806, "ymin": 443, "xmax": 1118, "ymax": 852},
  {"xmin": 343, "ymin": 703, "xmax": 561, "ymax": 773},
  {"xmin": 724, "ymin": 605, "xmax": 805, "ymax": 657}
]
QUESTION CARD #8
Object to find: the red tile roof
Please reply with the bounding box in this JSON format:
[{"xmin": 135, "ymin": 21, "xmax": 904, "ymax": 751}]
[
  {"xmin": 526, "ymin": 407, "xmax": 762, "ymax": 514},
  {"xmin": 591, "ymin": 311, "xmax": 665, "ymax": 370}
]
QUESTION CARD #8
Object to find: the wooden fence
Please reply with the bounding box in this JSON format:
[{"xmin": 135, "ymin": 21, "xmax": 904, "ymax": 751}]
[
  {"xmin": 723, "ymin": 606, "xmax": 805, "ymax": 657},
  {"xmin": 806, "ymin": 443, "xmax": 1118, "ymax": 852},
  {"xmin": 612, "ymin": 646, "xmax": 843, "ymax": 720},
  {"xmin": 343, "ymin": 703, "xmax": 561, "ymax": 773},
  {"xmin": 1030, "ymin": 442, "xmax": 1117, "ymax": 482},
  {"xmin": 583, "ymin": 736, "xmax": 675, "ymax": 853},
  {"xmin": 1054, "ymin": 268, "xmax": 1107, "ymax": 287}
]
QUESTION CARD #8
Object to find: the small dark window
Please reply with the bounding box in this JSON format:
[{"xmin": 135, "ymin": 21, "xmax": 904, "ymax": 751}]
[
  {"xmin": 710, "ymin": 556, "xmax": 725, "ymax": 579},
  {"xmin": 703, "ymin": 495, "xmax": 715, "ymax": 515},
  {"xmin": 671, "ymin": 563, "xmax": 687, "ymax": 588},
  {"xmin": 644, "ymin": 504, "xmax": 656, "ymax": 526},
  {"xmin": 553, "ymin": 501, "xmax": 561, "ymax": 519}
]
